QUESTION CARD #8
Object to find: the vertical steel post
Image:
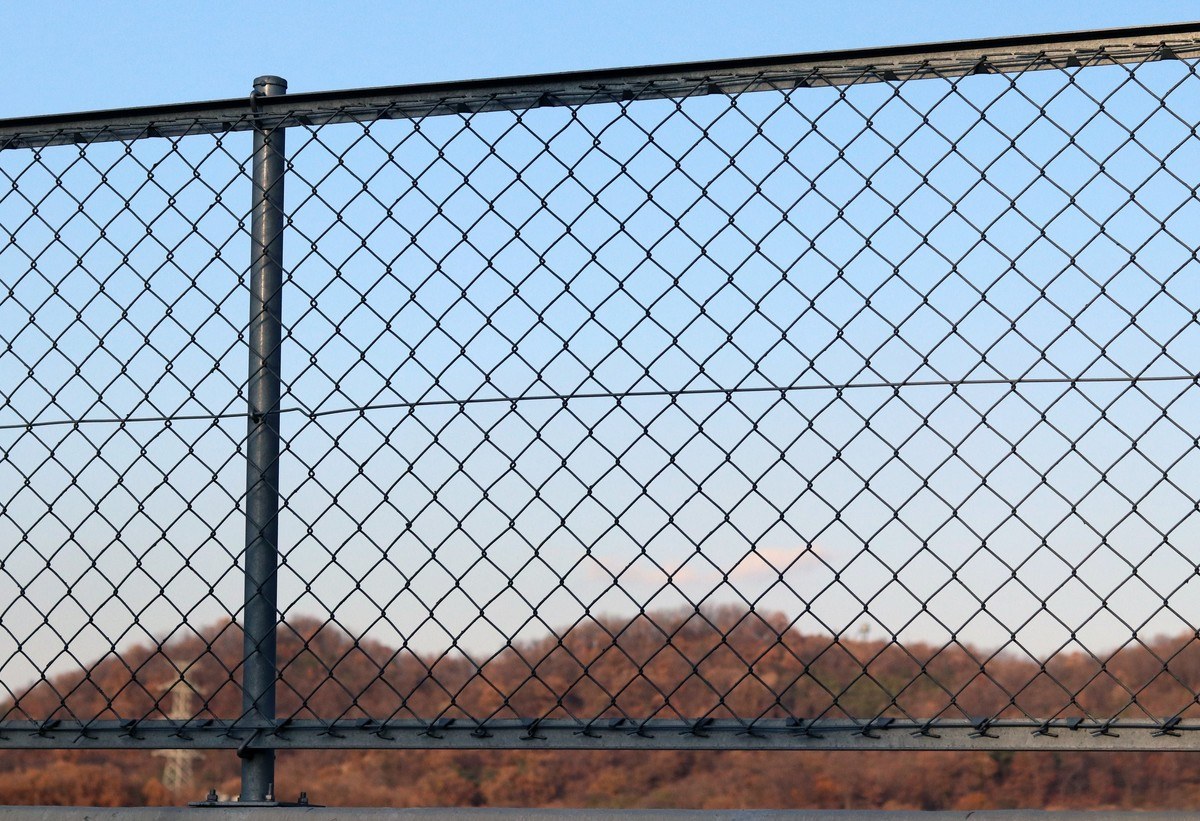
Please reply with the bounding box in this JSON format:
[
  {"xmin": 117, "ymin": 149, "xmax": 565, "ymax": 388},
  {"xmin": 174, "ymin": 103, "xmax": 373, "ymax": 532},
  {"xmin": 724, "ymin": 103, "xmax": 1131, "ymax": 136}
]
[{"xmin": 241, "ymin": 74, "xmax": 287, "ymax": 804}]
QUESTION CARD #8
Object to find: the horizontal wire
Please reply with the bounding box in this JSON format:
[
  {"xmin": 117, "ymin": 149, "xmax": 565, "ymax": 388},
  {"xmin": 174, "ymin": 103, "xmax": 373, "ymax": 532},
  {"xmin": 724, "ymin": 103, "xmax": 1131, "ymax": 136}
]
[{"xmin": 1, "ymin": 371, "xmax": 1195, "ymax": 433}]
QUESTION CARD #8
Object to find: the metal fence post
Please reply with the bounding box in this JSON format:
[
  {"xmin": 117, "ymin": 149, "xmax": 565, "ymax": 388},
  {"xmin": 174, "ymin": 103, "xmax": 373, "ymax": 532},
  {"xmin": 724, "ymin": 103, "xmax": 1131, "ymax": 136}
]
[{"xmin": 241, "ymin": 74, "xmax": 287, "ymax": 804}]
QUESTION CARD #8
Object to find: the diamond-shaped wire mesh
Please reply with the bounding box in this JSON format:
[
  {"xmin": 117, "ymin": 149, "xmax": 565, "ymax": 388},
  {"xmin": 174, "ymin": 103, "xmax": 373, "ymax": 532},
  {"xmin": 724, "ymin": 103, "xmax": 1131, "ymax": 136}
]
[
  {"xmin": 0, "ymin": 124, "xmax": 256, "ymax": 727},
  {"xmin": 2, "ymin": 32, "xmax": 1200, "ymax": 750}
]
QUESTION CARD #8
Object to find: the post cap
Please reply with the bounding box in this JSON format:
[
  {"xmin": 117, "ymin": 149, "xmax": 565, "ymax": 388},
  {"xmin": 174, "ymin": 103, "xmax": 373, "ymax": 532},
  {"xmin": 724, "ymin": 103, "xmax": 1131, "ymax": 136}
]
[{"xmin": 253, "ymin": 76, "xmax": 288, "ymax": 96}]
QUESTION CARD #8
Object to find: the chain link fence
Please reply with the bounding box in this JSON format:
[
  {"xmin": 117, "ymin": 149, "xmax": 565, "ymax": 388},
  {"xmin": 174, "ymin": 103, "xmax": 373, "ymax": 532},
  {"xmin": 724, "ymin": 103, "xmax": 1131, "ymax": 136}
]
[{"xmin": 2, "ymin": 22, "xmax": 1200, "ymax": 796}]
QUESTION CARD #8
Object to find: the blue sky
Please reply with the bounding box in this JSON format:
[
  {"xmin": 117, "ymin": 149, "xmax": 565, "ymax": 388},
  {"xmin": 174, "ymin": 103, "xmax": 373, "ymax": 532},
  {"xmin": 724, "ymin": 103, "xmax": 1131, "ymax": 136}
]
[{"xmin": 2, "ymin": 1, "xmax": 1199, "ymax": 118}]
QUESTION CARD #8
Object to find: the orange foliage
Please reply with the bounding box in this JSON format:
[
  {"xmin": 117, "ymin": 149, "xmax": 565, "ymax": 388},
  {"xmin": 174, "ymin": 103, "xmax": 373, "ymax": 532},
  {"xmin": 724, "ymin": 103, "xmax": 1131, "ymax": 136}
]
[{"xmin": 4, "ymin": 606, "xmax": 1200, "ymax": 810}]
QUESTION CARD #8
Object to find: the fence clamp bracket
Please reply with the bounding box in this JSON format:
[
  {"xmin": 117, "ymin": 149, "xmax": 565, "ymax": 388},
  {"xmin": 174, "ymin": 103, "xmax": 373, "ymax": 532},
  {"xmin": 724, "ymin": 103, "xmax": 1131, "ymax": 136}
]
[{"xmin": 190, "ymin": 788, "xmax": 322, "ymax": 809}]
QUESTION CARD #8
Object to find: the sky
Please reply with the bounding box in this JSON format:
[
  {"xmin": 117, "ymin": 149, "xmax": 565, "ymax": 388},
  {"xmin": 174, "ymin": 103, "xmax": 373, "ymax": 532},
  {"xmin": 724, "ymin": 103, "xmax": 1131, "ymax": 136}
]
[
  {"xmin": 1, "ymin": 1, "xmax": 1198, "ymax": 119},
  {"xmin": 2, "ymin": 2, "xmax": 1200, "ymax": 717}
]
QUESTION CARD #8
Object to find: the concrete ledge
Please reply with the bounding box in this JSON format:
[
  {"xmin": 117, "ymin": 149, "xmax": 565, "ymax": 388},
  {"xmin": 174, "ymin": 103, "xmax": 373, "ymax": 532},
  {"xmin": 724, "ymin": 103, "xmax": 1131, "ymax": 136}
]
[{"xmin": 1, "ymin": 810, "xmax": 1197, "ymax": 820}]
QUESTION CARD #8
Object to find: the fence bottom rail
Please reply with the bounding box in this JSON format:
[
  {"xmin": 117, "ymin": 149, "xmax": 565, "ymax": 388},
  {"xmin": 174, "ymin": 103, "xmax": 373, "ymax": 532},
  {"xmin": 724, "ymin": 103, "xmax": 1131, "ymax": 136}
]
[{"xmin": 1, "ymin": 718, "xmax": 1198, "ymax": 751}]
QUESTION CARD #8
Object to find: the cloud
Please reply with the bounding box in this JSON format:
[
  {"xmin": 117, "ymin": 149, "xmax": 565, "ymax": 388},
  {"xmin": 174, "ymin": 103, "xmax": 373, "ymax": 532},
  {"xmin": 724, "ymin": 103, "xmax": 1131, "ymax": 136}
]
[{"xmin": 579, "ymin": 541, "xmax": 840, "ymax": 588}]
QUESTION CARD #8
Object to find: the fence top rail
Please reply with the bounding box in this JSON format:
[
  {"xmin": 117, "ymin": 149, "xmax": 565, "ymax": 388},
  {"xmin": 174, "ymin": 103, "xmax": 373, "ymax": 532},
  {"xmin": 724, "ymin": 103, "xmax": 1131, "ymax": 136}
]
[{"xmin": 2, "ymin": 20, "xmax": 1200, "ymax": 149}]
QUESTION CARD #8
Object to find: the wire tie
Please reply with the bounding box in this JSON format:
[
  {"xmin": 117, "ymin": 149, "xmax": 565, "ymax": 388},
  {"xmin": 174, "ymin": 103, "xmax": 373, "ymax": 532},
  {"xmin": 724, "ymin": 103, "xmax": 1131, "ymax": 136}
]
[
  {"xmin": 318, "ymin": 723, "xmax": 346, "ymax": 739},
  {"xmin": 1153, "ymin": 717, "xmax": 1182, "ymax": 737},
  {"xmin": 969, "ymin": 718, "xmax": 998, "ymax": 739},
  {"xmin": 911, "ymin": 721, "xmax": 941, "ymax": 739},
  {"xmin": 1033, "ymin": 720, "xmax": 1058, "ymax": 737},
  {"xmin": 271, "ymin": 717, "xmax": 293, "ymax": 739},
  {"xmin": 421, "ymin": 717, "xmax": 454, "ymax": 739},
  {"xmin": 855, "ymin": 717, "xmax": 894, "ymax": 738},
  {"xmin": 520, "ymin": 719, "xmax": 545, "ymax": 740},
  {"xmin": 34, "ymin": 718, "xmax": 61, "ymax": 738}
]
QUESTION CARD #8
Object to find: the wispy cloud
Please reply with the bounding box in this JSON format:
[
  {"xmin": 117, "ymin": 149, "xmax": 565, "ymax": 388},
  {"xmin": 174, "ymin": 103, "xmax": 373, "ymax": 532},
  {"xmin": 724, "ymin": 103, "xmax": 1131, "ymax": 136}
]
[{"xmin": 581, "ymin": 541, "xmax": 842, "ymax": 588}]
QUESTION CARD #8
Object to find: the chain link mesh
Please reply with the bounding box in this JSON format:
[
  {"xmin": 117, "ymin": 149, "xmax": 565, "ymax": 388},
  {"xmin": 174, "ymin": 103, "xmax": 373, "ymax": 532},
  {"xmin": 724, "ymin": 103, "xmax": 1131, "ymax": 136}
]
[{"xmin": 2, "ymin": 34, "xmax": 1200, "ymax": 749}]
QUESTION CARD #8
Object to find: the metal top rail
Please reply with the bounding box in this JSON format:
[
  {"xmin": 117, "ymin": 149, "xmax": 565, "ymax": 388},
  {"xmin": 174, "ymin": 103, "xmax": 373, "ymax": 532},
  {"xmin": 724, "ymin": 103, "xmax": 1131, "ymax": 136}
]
[{"xmin": 2, "ymin": 21, "xmax": 1200, "ymax": 148}]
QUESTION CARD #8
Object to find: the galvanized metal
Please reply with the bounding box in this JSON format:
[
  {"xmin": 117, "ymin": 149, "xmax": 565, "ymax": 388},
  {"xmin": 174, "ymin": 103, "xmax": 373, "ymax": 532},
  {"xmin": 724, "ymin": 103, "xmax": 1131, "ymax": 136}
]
[
  {"xmin": 240, "ymin": 74, "xmax": 288, "ymax": 803},
  {"xmin": 2, "ymin": 719, "xmax": 1200, "ymax": 752}
]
